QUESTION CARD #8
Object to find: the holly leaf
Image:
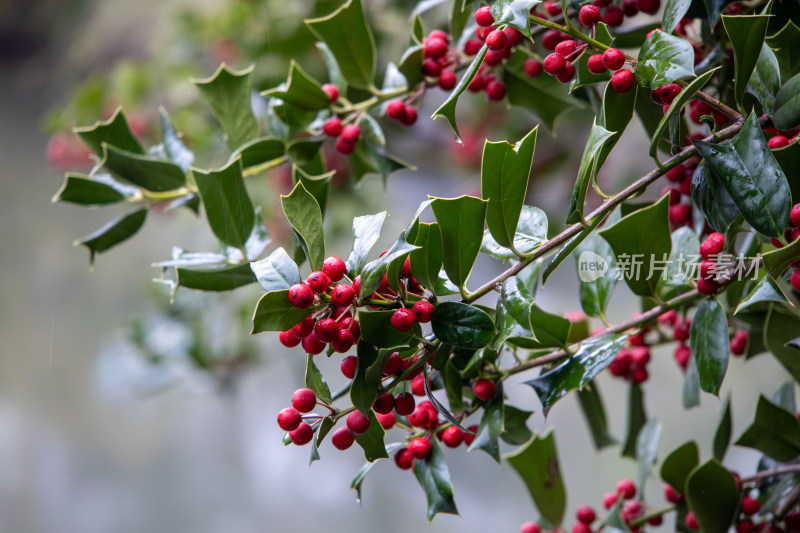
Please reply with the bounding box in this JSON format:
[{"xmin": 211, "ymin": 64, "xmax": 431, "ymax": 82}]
[
  {"xmin": 74, "ymin": 107, "xmax": 145, "ymax": 156},
  {"xmin": 468, "ymin": 381, "xmax": 504, "ymax": 462},
  {"xmin": 305, "ymin": 354, "xmax": 332, "ymax": 405},
  {"xmin": 766, "ymin": 21, "xmax": 800, "ymax": 82},
  {"xmin": 747, "ymin": 45, "xmax": 781, "ymax": 115},
  {"xmin": 193, "ymin": 158, "xmax": 255, "ymax": 250},
  {"xmin": 622, "ymin": 381, "xmax": 647, "ymax": 458},
  {"xmin": 251, "ymin": 290, "xmax": 313, "ymax": 333},
  {"xmin": 691, "ymin": 161, "xmax": 740, "ymax": 234},
  {"xmin": 74, "ymin": 209, "xmax": 147, "ymax": 265},
  {"xmin": 689, "ymin": 298, "xmax": 730, "ymax": 396},
  {"xmin": 661, "ymin": 441, "xmax": 699, "ymax": 491},
  {"xmin": 354, "ymin": 411, "xmax": 388, "ymax": 462},
  {"xmin": 662, "ymin": 0, "xmax": 692, "ymax": 34},
  {"xmin": 410, "ymin": 223, "xmax": 444, "ymax": 290},
  {"xmin": 158, "ymin": 108, "xmax": 194, "ymax": 171},
  {"xmin": 635, "ymin": 30, "xmax": 696, "ymax": 88},
  {"xmin": 262, "ymin": 61, "xmax": 331, "ymax": 111},
  {"xmin": 102, "ymin": 144, "xmax": 186, "ymax": 192},
  {"xmin": 735, "ymin": 395, "xmax": 800, "ymax": 462},
  {"xmin": 577, "ymin": 382, "xmax": 617, "ymax": 449},
  {"xmin": 773, "ymin": 72, "xmax": 800, "ymax": 131},
  {"xmin": 575, "ymin": 233, "xmax": 618, "ymax": 318},
  {"xmin": 431, "ymin": 302, "xmax": 495, "ymax": 351},
  {"xmin": 251, "ymin": 247, "xmax": 301, "ymax": 292},
  {"xmin": 358, "ymin": 309, "xmax": 423, "ymax": 350},
  {"xmin": 490, "ymin": 0, "xmax": 540, "ymax": 37},
  {"xmin": 52, "ymin": 173, "xmax": 133, "ymax": 205},
  {"xmin": 636, "ymin": 419, "xmax": 662, "ymax": 496},
  {"xmin": 685, "ymin": 460, "xmax": 739, "ymax": 533},
  {"xmin": 358, "ymin": 231, "xmax": 419, "ymax": 298},
  {"xmin": 281, "ymin": 181, "xmax": 325, "ymax": 271},
  {"xmin": 713, "ymin": 396, "xmax": 732, "ymax": 461},
  {"xmin": 565, "ymin": 120, "xmax": 615, "ymax": 225},
  {"xmin": 430, "ymin": 195, "xmax": 487, "ymax": 293},
  {"xmin": 345, "ymin": 211, "xmax": 387, "ymax": 276},
  {"xmin": 501, "ymin": 405, "xmax": 534, "ymax": 445},
  {"xmin": 193, "ymin": 64, "xmax": 259, "ymax": 150},
  {"xmin": 721, "ymin": 14, "xmax": 770, "ymax": 106},
  {"xmin": 413, "ymin": 438, "xmax": 459, "ymax": 521},
  {"xmin": 432, "ymin": 44, "xmax": 488, "ymax": 141},
  {"xmin": 229, "ymin": 137, "xmax": 286, "ymax": 170},
  {"xmin": 175, "ymin": 263, "xmax": 257, "ymax": 291}
]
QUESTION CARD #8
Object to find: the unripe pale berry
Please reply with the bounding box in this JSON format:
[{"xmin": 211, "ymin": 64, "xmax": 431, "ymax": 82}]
[
  {"xmin": 331, "ymin": 426, "xmax": 355, "ymax": 450},
  {"xmin": 288, "ymin": 283, "xmax": 314, "ymax": 308},
  {"xmin": 587, "ymin": 54, "xmax": 607, "ymax": 74},
  {"xmin": 302, "ymin": 334, "xmax": 326, "ymax": 355},
  {"xmin": 603, "ymin": 48, "xmax": 626, "ymax": 70},
  {"xmin": 391, "ymin": 307, "xmax": 416, "ymax": 331},
  {"xmin": 475, "ymin": 6, "xmax": 494, "ymax": 27},
  {"xmin": 289, "ymin": 422, "xmax": 314, "ymax": 445},
  {"xmin": 485, "ymin": 29, "xmax": 508, "ymax": 51},
  {"xmin": 408, "ymin": 437, "xmax": 432, "ymax": 459},
  {"xmin": 524, "ymin": 58, "xmax": 543, "ymax": 77},
  {"xmin": 279, "ymin": 330, "xmax": 302, "ymax": 348},
  {"xmin": 394, "ymin": 392, "xmax": 416, "ymax": 415},
  {"xmin": 322, "ymin": 117, "xmax": 343, "ymax": 137},
  {"xmin": 473, "ymin": 379, "xmax": 497, "ymax": 401},
  {"xmin": 611, "ymin": 69, "xmax": 635, "ymax": 93},
  {"xmin": 543, "ymin": 53, "xmax": 567, "ymax": 75},
  {"xmin": 579, "ymin": 5, "xmax": 601, "ymax": 26},
  {"xmin": 442, "ymin": 426, "xmax": 464, "ymax": 447},
  {"xmin": 277, "ymin": 407, "xmax": 302, "ymax": 431},
  {"xmin": 617, "ymin": 478, "xmax": 636, "ymax": 499},
  {"xmin": 292, "ymin": 388, "xmax": 317, "ymax": 413},
  {"xmin": 340, "ymin": 124, "xmax": 360, "ymax": 143},
  {"xmin": 346, "ymin": 410, "xmax": 371, "ymax": 435},
  {"xmin": 321, "ymin": 83, "xmax": 339, "ymax": 102}
]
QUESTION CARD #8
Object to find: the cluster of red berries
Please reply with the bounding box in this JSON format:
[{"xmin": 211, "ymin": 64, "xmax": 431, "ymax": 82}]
[
  {"xmin": 764, "ymin": 122, "xmax": 800, "ymax": 150},
  {"xmin": 608, "ymin": 343, "xmax": 652, "ymax": 383},
  {"xmin": 696, "ymin": 231, "xmax": 726, "ymax": 295},
  {"xmin": 773, "ymin": 203, "xmax": 800, "ymax": 292},
  {"xmin": 320, "ymin": 90, "xmax": 364, "ymax": 156},
  {"xmin": 661, "ymin": 155, "xmax": 701, "ymax": 227},
  {"xmin": 277, "ymin": 388, "xmax": 322, "ymax": 446},
  {"xmin": 420, "ymin": 29, "xmax": 458, "ymax": 93}
]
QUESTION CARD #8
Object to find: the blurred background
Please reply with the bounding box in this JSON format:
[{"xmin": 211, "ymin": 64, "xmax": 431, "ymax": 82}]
[{"xmin": 0, "ymin": 0, "xmax": 790, "ymax": 531}]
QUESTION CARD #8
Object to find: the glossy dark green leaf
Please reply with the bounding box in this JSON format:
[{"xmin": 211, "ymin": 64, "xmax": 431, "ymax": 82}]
[
  {"xmin": 432, "ymin": 43, "xmax": 488, "ymax": 141},
  {"xmin": 504, "ymin": 430, "xmax": 566, "ymax": 527},
  {"xmin": 747, "ymin": 45, "xmax": 781, "ymax": 114},
  {"xmin": 52, "ymin": 173, "xmax": 131, "ymax": 205},
  {"xmin": 422, "ymin": 371, "xmax": 469, "ymax": 432},
  {"xmin": 597, "ymin": 80, "xmax": 636, "ymax": 169},
  {"xmin": 262, "ymin": 61, "xmax": 331, "ymax": 111},
  {"xmin": 722, "ymin": 14, "xmax": 770, "ymax": 105},
  {"xmin": 292, "ymin": 165, "xmax": 333, "ymax": 218},
  {"xmin": 663, "ymin": 0, "xmax": 692, "ymax": 34},
  {"xmin": 494, "ymin": 276, "xmax": 537, "ymax": 349},
  {"xmin": 431, "ymin": 302, "xmax": 494, "ymax": 351},
  {"xmin": 490, "ymin": 0, "xmax": 539, "ymax": 37},
  {"xmin": 358, "ymin": 309, "xmax": 423, "ymax": 350},
  {"xmin": 663, "ymin": 226, "xmax": 701, "ymax": 286},
  {"xmin": 350, "ymin": 443, "xmax": 402, "ymax": 502},
  {"xmin": 622, "ymin": 381, "xmax": 647, "ymax": 458},
  {"xmin": 74, "ymin": 208, "xmax": 147, "ymax": 265},
  {"xmin": 345, "ymin": 211, "xmax": 387, "ymax": 276},
  {"xmin": 713, "ymin": 396, "xmax": 732, "ymax": 461},
  {"xmin": 735, "ymin": 394, "xmax": 800, "ymax": 461},
  {"xmin": 281, "ymin": 181, "xmax": 325, "ymax": 270},
  {"xmin": 193, "ymin": 64, "xmax": 259, "ymax": 150},
  {"xmin": 651, "ymin": 69, "xmax": 717, "ymax": 163},
  {"xmin": 251, "ymin": 289, "xmax": 313, "ymax": 333},
  {"xmin": 683, "ymin": 353, "xmax": 701, "ymax": 409},
  {"xmin": 575, "ymin": 233, "xmax": 618, "ymax": 318},
  {"xmin": 764, "ymin": 307, "xmax": 800, "ymax": 389},
  {"xmin": 692, "ymin": 112, "xmax": 791, "ymax": 238},
  {"xmin": 763, "ymin": 236, "xmax": 800, "ymax": 281},
  {"xmin": 481, "ymin": 127, "xmax": 538, "ymax": 252},
  {"xmin": 102, "ymin": 144, "xmax": 186, "ymax": 192},
  {"xmin": 251, "ymin": 247, "xmax": 300, "ymax": 293},
  {"xmin": 686, "ymin": 460, "xmax": 739, "ymax": 533},
  {"xmin": 480, "ymin": 206, "xmax": 548, "ymax": 259},
  {"xmin": 503, "ymin": 50, "xmax": 589, "ymax": 130},
  {"xmin": 450, "ymin": 0, "xmax": 470, "ymax": 43},
  {"xmin": 635, "ymin": 30, "xmax": 696, "ymax": 88},
  {"xmin": 767, "ymin": 21, "xmax": 800, "ymax": 82},
  {"xmin": 350, "ymin": 343, "xmax": 383, "ymax": 414},
  {"xmin": 501, "ymin": 405, "xmax": 534, "ymax": 446},
  {"xmin": 444, "ymin": 360, "xmax": 464, "ymax": 415},
  {"xmin": 158, "ymin": 108, "xmax": 194, "ymax": 171},
  {"xmin": 413, "ymin": 437, "xmax": 459, "ymax": 521},
  {"xmin": 316, "ymin": 41, "xmax": 346, "ymax": 91},
  {"xmin": 305, "ymin": 354, "xmax": 332, "ymax": 405},
  {"xmin": 74, "ymin": 107, "xmax": 144, "ymax": 156},
  {"xmin": 689, "ymin": 298, "xmax": 729, "ymax": 396},
  {"xmin": 309, "ymin": 416, "xmax": 335, "ymax": 465},
  {"xmin": 430, "ymin": 195, "xmax": 487, "ymax": 292},
  {"xmin": 661, "ymin": 440, "xmax": 699, "ymax": 491},
  {"xmin": 410, "ymin": 223, "xmax": 444, "ymax": 291},
  {"xmin": 599, "ymin": 194, "xmax": 672, "ymax": 297},
  {"xmin": 528, "ymin": 304, "xmax": 571, "ymax": 350},
  {"xmin": 577, "ymin": 382, "xmax": 616, "ymax": 449},
  {"xmin": 306, "ymin": 0, "xmax": 376, "ymax": 89},
  {"xmin": 359, "ymin": 232, "xmax": 419, "ymax": 298},
  {"xmin": 526, "ymin": 334, "xmax": 628, "ymax": 416},
  {"xmin": 176, "ymin": 263, "xmax": 257, "ymax": 291},
  {"xmin": 702, "ymin": 0, "xmax": 729, "ymax": 25},
  {"xmin": 398, "ymin": 45, "xmax": 424, "ymax": 89},
  {"xmin": 773, "ymin": 72, "xmax": 800, "ymax": 130},
  {"xmin": 565, "ymin": 120, "xmax": 615, "ymax": 225},
  {"xmin": 229, "ymin": 137, "xmax": 285, "ymax": 170},
  {"xmin": 193, "ymin": 158, "xmax": 254, "ymax": 249},
  {"xmin": 734, "ymin": 275, "xmax": 788, "ymax": 314},
  {"xmin": 287, "ymin": 138, "xmax": 324, "ymax": 174},
  {"xmin": 354, "ymin": 410, "xmax": 388, "ymax": 462},
  {"xmin": 636, "ymin": 419, "xmax": 662, "ymax": 496},
  {"xmin": 691, "ymin": 161, "xmax": 740, "ymax": 233},
  {"xmin": 468, "ymin": 381, "xmax": 504, "ymax": 462}
]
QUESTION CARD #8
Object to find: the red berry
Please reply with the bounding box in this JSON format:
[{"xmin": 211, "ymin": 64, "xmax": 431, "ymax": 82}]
[
  {"xmin": 289, "ymin": 422, "xmax": 314, "ymax": 445},
  {"xmin": 292, "ymin": 388, "xmax": 317, "ymax": 413},
  {"xmin": 335, "ymin": 137, "xmax": 356, "ymax": 155},
  {"xmin": 352, "ymin": 276, "xmax": 361, "ymax": 294},
  {"xmin": 408, "ymin": 437, "xmax": 432, "ymax": 459},
  {"xmin": 411, "ymin": 374, "xmax": 427, "ymax": 396},
  {"xmin": 464, "ymin": 38, "xmax": 483, "ymax": 55},
  {"xmin": 373, "ymin": 393, "xmax": 395, "ymax": 415},
  {"xmin": 741, "ymin": 496, "xmax": 760, "ymax": 516},
  {"xmin": 442, "ymin": 426, "xmax": 464, "ymax": 448},
  {"xmin": 791, "ymin": 269, "xmax": 800, "ymax": 291},
  {"xmin": 391, "ymin": 307, "xmax": 416, "ymax": 331},
  {"xmin": 603, "ymin": 492, "xmax": 619, "ymax": 509},
  {"xmin": 769, "ymin": 135, "xmax": 790, "ymax": 149},
  {"xmin": 556, "ymin": 62, "xmax": 576, "ymax": 83},
  {"xmin": 411, "ymin": 301, "xmax": 434, "ymax": 323},
  {"xmin": 341, "ymin": 355, "xmax": 357, "ymax": 379},
  {"xmin": 790, "ymin": 203, "xmax": 800, "ymax": 227},
  {"xmin": 486, "ymin": 80, "xmax": 507, "ymax": 100},
  {"xmin": 555, "ymin": 40, "xmax": 577, "ymax": 57},
  {"xmin": 700, "ymin": 232, "xmax": 725, "ymax": 258},
  {"xmin": 577, "ymin": 505, "xmax": 596, "ymax": 524},
  {"xmin": 423, "ymin": 58, "xmax": 444, "ymax": 76},
  {"xmin": 408, "ymin": 406, "xmax": 431, "ymax": 428},
  {"xmin": 657, "ymin": 83, "xmax": 682, "ymax": 104},
  {"xmin": 475, "ymin": 6, "xmax": 494, "ymax": 27},
  {"xmin": 288, "ymin": 283, "xmax": 314, "ymax": 308},
  {"xmin": 504, "ymin": 26, "xmax": 523, "ymax": 46},
  {"xmin": 674, "ymin": 319, "xmax": 691, "ymax": 341},
  {"xmin": 603, "ymin": 48, "xmax": 626, "ymax": 70},
  {"xmin": 486, "ymin": 29, "xmax": 508, "ymax": 51},
  {"xmin": 686, "ymin": 512, "xmax": 699, "ymax": 530},
  {"xmin": 587, "ymin": 54, "xmax": 607, "ymax": 74},
  {"xmin": 521, "ymin": 523, "xmax": 541, "ymax": 533},
  {"xmin": 622, "ymin": 500, "xmax": 645, "ymax": 522},
  {"xmin": 544, "ymin": 53, "xmax": 567, "ymax": 75},
  {"xmin": 386, "ymin": 99, "xmax": 406, "ymax": 121},
  {"xmin": 611, "ymin": 69, "xmax": 635, "ymax": 93},
  {"xmin": 395, "ymin": 447, "xmax": 414, "ymax": 470},
  {"xmin": 277, "ymin": 407, "xmax": 302, "ymax": 431},
  {"xmin": 376, "ymin": 412, "xmax": 396, "ymax": 429},
  {"xmin": 321, "ymin": 83, "xmax": 339, "ymax": 103},
  {"xmin": 737, "ymin": 521, "xmax": 755, "ymax": 533},
  {"xmin": 473, "ymin": 379, "xmax": 497, "ymax": 401},
  {"xmin": 331, "ymin": 426, "xmax": 355, "ymax": 450},
  {"xmin": 340, "ymin": 124, "xmax": 360, "ymax": 143},
  {"xmin": 632, "ymin": 367, "xmax": 649, "ymax": 383},
  {"xmin": 579, "ymin": 5, "xmax": 602, "ymax": 26},
  {"xmin": 674, "ymin": 344, "xmax": 691, "ymax": 370},
  {"xmin": 476, "ymin": 25, "xmax": 492, "ymax": 41},
  {"xmin": 346, "ymin": 410, "xmax": 371, "ymax": 435},
  {"xmin": 542, "ymin": 30, "xmax": 563, "ymax": 50},
  {"xmin": 331, "ymin": 284, "xmax": 356, "ymax": 307},
  {"xmin": 383, "ymin": 352, "xmax": 402, "ymax": 375},
  {"xmin": 604, "ymin": 6, "xmax": 624, "ymax": 27},
  {"xmin": 424, "ymin": 37, "xmax": 449, "ymax": 59},
  {"xmin": 595, "ymin": 0, "xmax": 612, "ymax": 6},
  {"xmin": 468, "ymin": 75, "xmax": 486, "ymax": 92},
  {"xmin": 428, "ymin": 29, "xmax": 449, "ymax": 41},
  {"xmin": 524, "ymin": 58, "xmax": 543, "ymax": 77},
  {"xmin": 572, "ymin": 524, "xmax": 591, "ymax": 533},
  {"xmin": 669, "ymin": 203, "xmax": 691, "ymax": 225},
  {"xmin": 438, "ymin": 70, "xmax": 457, "ymax": 90},
  {"xmin": 665, "ymin": 164, "xmax": 685, "ymax": 182},
  {"xmin": 630, "ymin": 347, "xmax": 651, "ymax": 367},
  {"xmin": 463, "ymin": 424, "xmax": 479, "ymax": 446},
  {"xmin": 302, "ymin": 334, "xmax": 326, "ymax": 355},
  {"xmin": 664, "ymin": 483, "xmax": 684, "ymax": 504},
  {"xmin": 291, "ymin": 316, "xmax": 315, "ymax": 339},
  {"xmin": 637, "ymin": 0, "xmax": 661, "ymax": 15},
  {"xmin": 623, "ymin": 0, "xmax": 639, "ymax": 16},
  {"xmin": 543, "ymin": 1, "xmax": 562, "ymax": 16},
  {"xmin": 394, "ymin": 392, "xmax": 416, "ymax": 415},
  {"xmin": 279, "ymin": 330, "xmax": 302, "ymax": 348},
  {"xmin": 331, "ymin": 329, "xmax": 354, "ymax": 353},
  {"xmin": 617, "ymin": 478, "xmax": 636, "ymax": 499},
  {"xmin": 314, "ymin": 317, "xmax": 339, "ymax": 343},
  {"xmin": 401, "ymin": 106, "xmax": 418, "ymax": 126},
  {"xmin": 322, "ymin": 117, "xmax": 343, "ymax": 137},
  {"xmin": 730, "ymin": 330, "xmax": 748, "ymax": 356}
]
